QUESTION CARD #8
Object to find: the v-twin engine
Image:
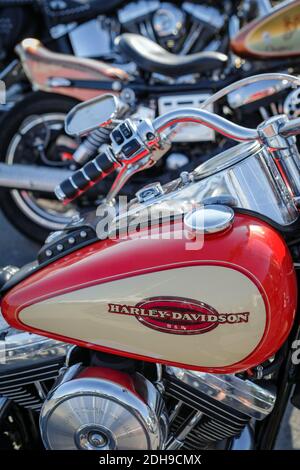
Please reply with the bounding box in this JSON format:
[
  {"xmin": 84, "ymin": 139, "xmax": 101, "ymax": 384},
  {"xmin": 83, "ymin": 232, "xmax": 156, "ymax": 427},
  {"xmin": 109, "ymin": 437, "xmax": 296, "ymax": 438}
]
[{"xmin": 39, "ymin": 363, "xmax": 276, "ymax": 450}]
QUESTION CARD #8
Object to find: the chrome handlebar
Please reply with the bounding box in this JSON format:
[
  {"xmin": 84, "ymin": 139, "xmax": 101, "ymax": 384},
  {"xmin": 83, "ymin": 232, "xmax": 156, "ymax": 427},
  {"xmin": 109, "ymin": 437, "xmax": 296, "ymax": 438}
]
[
  {"xmin": 153, "ymin": 108, "xmax": 258, "ymax": 142},
  {"xmin": 152, "ymin": 108, "xmax": 300, "ymax": 142},
  {"xmin": 280, "ymin": 117, "xmax": 300, "ymax": 138},
  {"xmin": 56, "ymin": 101, "xmax": 300, "ymax": 204}
]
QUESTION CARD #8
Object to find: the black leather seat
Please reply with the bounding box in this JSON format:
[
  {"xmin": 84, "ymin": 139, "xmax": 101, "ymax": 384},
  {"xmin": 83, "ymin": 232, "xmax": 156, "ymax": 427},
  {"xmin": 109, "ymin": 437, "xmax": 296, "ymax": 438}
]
[{"xmin": 116, "ymin": 34, "xmax": 228, "ymax": 77}]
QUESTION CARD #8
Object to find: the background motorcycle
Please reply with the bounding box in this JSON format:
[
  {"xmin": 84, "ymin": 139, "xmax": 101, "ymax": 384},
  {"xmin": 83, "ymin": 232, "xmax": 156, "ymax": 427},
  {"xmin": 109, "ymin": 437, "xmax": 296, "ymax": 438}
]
[
  {"xmin": 1, "ymin": 0, "xmax": 265, "ymax": 110},
  {"xmin": 1, "ymin": 73, "xmax": 300, "ymax": 449},
  {"xmin": 0, "ymin": 0, "xmax": 297, "ymax": 241},
  {"xmin": 1, "ymin": 0, "xmax": 273, "ymax": 64},
  {"xmin": 0, "ymin": 0, "xmax": 124, "ymax": 107}
]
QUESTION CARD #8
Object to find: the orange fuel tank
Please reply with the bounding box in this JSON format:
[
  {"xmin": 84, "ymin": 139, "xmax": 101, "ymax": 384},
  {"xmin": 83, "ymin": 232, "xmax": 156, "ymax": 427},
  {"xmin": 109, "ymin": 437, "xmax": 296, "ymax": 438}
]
[{"xmin": 231, "ymin": 1, "xmax": 300, "ymax": 59}]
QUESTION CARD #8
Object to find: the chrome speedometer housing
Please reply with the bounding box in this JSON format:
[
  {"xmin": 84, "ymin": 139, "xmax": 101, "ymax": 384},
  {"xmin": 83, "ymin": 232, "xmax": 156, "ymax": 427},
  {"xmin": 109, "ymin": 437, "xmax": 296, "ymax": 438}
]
[{"xmin": 125, "ymin": 141, "xmax": 298, "ymax": 227}]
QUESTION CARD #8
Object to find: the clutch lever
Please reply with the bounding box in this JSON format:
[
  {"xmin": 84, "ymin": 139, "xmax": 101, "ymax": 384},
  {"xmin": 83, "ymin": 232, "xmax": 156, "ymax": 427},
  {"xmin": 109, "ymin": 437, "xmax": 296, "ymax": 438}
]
[
  {"xmin": 55, "ymin": 107, "xmax": 260, "ymax": 205},
  {"xmin": 106, "ymin": 163, "xmax": 146, "ymax": 204},
  {"xmin": 55, "ymin": 118, "xmax": 171, "ymax": 205}
]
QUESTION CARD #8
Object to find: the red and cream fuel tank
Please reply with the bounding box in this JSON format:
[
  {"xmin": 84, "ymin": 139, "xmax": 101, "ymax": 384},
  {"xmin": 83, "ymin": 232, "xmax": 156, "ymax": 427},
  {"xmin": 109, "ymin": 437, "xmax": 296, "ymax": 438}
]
[
  {"xmin": 231, "ymin": 0, "xmax": 300, "ymax": 59},
  {"xmin": 1, "ymin": 203, "xmax": 296, "ymax": 375}
]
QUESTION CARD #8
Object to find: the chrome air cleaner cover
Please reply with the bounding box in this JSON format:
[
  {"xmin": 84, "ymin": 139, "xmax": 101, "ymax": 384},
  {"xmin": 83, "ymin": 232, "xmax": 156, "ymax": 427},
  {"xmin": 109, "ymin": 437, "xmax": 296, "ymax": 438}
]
[{"xmin": 40, "ymin": 366, "xmax": 168, "ymax": 450}]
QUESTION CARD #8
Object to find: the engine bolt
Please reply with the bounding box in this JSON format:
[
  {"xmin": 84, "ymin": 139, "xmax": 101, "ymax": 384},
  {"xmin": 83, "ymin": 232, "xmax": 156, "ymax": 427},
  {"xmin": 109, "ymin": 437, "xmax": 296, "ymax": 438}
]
[{"xmin": 88, "ymin": 432, "xmax": 107, "ymax": 448}]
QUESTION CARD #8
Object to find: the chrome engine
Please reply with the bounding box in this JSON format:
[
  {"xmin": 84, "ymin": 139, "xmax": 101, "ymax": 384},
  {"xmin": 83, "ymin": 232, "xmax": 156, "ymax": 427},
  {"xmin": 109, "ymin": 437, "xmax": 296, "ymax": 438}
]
[
  {"xmin": 0, "ymin": 320, "xmax": 69, "ymax": 411},
  {"xmin": 38, "ymin": 361, "xmax": 276, "ymax": 450},
  {"xmin": 117, "ymin": 1, "xmax": 225, "ymax": 54},
  {"xmin": 164, "ymin": 367, "xmax": 275, "ymax": 449},
  {"xmin": 0, "ymin": 312, "xmax": 276, "ymax": 450},
  {"xmin": 53, "ymin": 1, "xmax": 227, "ymax": 61}
]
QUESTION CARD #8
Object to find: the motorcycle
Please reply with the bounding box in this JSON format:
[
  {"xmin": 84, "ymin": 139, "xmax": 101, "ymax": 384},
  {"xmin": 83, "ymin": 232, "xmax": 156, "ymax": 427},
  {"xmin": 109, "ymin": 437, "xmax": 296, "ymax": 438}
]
[
  {"xmin": 1, "ymin": 0, "xmax": 261, "ymax": 110},
  {"xmin": 0, "ymin": 0, "xmax": 250, "ymax": 69},
  {"xmin": 0, "ymin": 0, "xmax": 125, "ymax": 109},
  {"xmin": 1, "ymin": 72, "xmax": 300, "ymax": 450},
  {"xmin": 0, "ymin": 0, "xmax": 296, "ymax": 241}
]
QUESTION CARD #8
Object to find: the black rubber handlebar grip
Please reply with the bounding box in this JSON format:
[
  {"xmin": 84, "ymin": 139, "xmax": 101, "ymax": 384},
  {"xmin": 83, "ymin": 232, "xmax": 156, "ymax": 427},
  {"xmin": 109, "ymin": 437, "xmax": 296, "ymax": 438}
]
[
  {"xmin": 58, "ymin": 178, "xmax": 78, "ymax": 199},
  {"xmin": 55, "ymin": 151, "xmax": 118, "ymax": 203}
]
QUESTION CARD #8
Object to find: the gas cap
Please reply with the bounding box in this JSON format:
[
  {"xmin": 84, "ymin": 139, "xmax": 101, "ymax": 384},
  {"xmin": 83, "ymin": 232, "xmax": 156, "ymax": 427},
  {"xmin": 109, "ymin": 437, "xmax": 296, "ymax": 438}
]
[{"xmin": 184, "ymin": 205, "xmax": 234, "ymax": 235}]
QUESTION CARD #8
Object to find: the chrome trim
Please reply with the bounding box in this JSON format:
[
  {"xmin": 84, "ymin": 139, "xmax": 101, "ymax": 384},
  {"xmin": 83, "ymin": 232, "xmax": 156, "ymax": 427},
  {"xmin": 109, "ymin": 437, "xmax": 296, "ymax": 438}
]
[
  {"xmin": 17, "ymin": 398, "xmax": 41, "ymax": 405},
  {"xmin": 0, "ymin": 323, "xmax": 68, "ymax": 371},
  {"xmin": 166, "ymin": 367, "xmax": 276, "ymax": 420},
  {"xmin": 69, "ymin": 178, "xmax": 78, "ymax": 190},
  {"xmin": 1, "ymin": 363, "xmax": 62, "ymax": 375},
  {"xmin": 47, "ymin": 77, "xmax": 72, "ymax": 88},
  {"xmin": 35, "ymin": 381, "xmax": 47, "ymax": 400},
  {"xmin": 136, "ymin": 182, "xmax": 164, "ymax": 203},
  {"xmin": 0, "ymin": 386, "xmax": 22, "ymax": 392},
  {"xmin": 93, "ymin": 159, "xmax": 102, "ymax": 173},
  {"xmin": 81, "ymin": 169, "xmax": 90, "ymax": 182},
  {"xmin": 157, "ymin": 93, "xmax": 215, "ymax": 142},
  {"xmin": 54, "ymin": 185, "xmax": 66, "ymax": 201}
]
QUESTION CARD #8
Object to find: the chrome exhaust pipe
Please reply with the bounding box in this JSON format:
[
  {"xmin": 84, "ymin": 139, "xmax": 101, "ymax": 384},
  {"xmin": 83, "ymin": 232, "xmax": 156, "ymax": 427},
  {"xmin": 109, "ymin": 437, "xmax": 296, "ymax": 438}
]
[{"xmin": 0, "ymin": 163, "xmax": 72, "ymax": 192}]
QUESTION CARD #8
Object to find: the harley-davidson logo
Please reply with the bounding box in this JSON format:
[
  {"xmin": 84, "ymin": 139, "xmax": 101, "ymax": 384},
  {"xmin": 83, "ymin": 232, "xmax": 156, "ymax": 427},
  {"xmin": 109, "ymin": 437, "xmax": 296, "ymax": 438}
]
[{"xmin": 108, "ymin": 297, "xmax": 250, "ymax": 335}]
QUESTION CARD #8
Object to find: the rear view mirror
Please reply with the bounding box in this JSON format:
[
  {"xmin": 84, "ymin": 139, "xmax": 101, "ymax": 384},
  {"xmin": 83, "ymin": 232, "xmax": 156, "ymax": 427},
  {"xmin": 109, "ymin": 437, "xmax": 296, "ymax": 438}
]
[{"xmin": 65, "ymin": 94, "xmax": 124, "ymax": 136}]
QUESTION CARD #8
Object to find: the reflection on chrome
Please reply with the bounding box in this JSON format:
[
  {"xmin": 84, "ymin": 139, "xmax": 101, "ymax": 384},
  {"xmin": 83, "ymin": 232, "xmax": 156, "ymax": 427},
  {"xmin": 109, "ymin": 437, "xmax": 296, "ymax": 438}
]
[{"xmin": 0, "ymin": 309, "xmax": 69, "ymax": 369}]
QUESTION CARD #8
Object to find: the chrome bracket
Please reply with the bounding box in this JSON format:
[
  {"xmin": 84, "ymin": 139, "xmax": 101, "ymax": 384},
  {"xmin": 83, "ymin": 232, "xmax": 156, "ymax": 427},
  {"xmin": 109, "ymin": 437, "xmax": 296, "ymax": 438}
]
[{"xmin": 258, "ymin": 115, "xmax": 300, "ymax": 197}]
